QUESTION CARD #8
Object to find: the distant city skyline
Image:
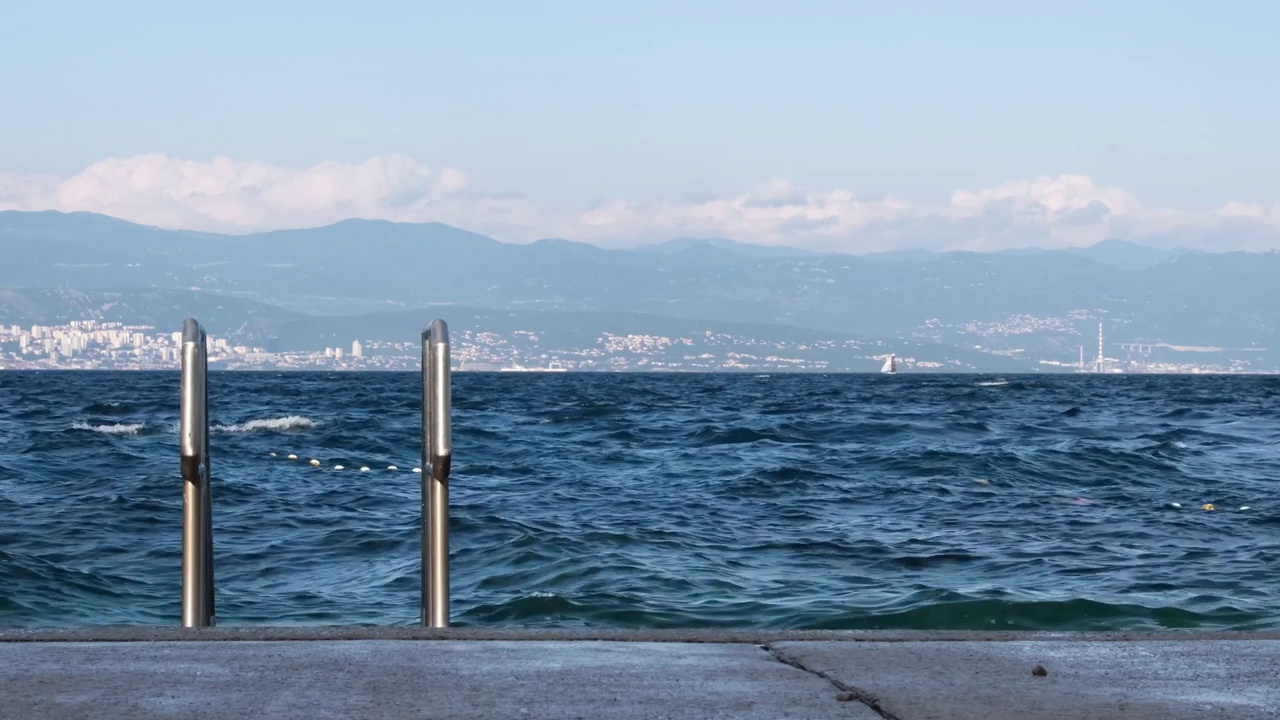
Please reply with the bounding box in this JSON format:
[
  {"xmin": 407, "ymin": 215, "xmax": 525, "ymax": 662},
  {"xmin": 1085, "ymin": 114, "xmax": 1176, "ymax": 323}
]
[
  {"xmin": 2, "ymin": 2, "xmax": 1278, "ymax": 252},
  {"xmin": 2, "ymin": 317, "xmax": 1263, "ymax": 375}
]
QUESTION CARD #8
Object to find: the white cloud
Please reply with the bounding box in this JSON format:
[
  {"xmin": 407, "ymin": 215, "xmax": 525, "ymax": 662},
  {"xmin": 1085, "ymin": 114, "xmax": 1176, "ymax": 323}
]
[
  {"xmin": 0, "ymin": 154, "xmax": 541, "ymax": 238},
  {"xmin": 567, "ymin": 173, "xmax": 1280, "ymax": 252},
  {"xmin": 0, "ymin": 171, "xmax": 60, "ymax": 210},
  {"xmin": 2, "ymin": 154, "xmax": 1279, "ymax": 252}
]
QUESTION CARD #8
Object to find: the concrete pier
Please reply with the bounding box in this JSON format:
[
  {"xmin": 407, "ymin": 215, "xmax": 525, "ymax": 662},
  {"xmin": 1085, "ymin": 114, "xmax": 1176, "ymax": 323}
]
[{"xmin": 3, "ymin": 629, "xmax": 1279, "ymax": 719}]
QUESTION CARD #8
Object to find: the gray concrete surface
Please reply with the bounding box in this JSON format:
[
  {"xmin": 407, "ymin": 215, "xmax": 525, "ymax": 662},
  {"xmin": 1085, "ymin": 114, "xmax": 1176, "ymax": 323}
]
[
  {"xmin": 774, "ymin": 639, "xmax": 1280, "ymax": 719},
  {"xmin": 0, "ymin": 640, "xmax": 875, "ymax": 720},
  {"xmin": 3, "ymin": 632, "xmax": 1279, "ymax": 719},
  {"xmin": 4, "ymin": 626, "xmax": 1279, "ymax": 643}
]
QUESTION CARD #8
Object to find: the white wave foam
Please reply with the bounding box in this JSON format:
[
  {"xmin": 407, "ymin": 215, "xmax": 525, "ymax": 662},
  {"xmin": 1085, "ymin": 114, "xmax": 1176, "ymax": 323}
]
[
  {"xmin": 977, "ymin": 380, "xmax": 1010, "ymax": 387},
  {"xmin": 73, "ymin": 422, "xmax": 146, "ymax": 435},
  {"xmin": 214, "ymin": 416, "xmax": 316, "ymax": 433}
]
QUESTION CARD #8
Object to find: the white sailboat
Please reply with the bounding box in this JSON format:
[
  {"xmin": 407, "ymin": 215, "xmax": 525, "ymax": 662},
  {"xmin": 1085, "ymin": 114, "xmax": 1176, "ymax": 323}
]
[{"xmin": 880, "ymin": 354, "xmax": 897, "ymax": 374}]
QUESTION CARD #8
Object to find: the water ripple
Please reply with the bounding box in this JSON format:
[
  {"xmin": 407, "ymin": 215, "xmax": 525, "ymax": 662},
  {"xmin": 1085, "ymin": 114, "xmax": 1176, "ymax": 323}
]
[{"xmin": 0, "ymin": 370, "xmax": 1277, "ymax": 630}]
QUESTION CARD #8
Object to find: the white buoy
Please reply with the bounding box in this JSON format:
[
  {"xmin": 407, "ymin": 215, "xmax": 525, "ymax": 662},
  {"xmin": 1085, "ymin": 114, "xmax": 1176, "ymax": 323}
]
[
  {"xmin": 1170, "ymin": 502, "xmax": 1182, "ymax": 509},
  {"xmin": 1240, "ymin": 506, "xmax": 1251, "ymax": 511},
  {"xmin": 287, "ymin": 453, "xmax": 298, "ymax": 461},
  {"xmin": 268, "ymin": 452, "xmax": 277, "ymax": 458},
  {"xmin": 334, "ymin": 465, "xmax": 345, "ymax": 470},
  {"xmin": 360, "ymin": 466, "xmax": 370, "ymax": 472},
  {"xmin": 309, "ymin": 459, "xmax": 320, "ymax": 467},
  {"xmin": 387, "ymin": 465, "xmax": 398, "ymax": 471},
  {"xmin": 412, "ymin": 467, "xmax": 422, "ymax": 473}
]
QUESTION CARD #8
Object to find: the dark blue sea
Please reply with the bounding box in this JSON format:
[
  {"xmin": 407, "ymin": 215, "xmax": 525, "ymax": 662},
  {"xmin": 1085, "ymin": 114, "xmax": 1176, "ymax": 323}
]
[{"xmin": 1, "ymin": 371, "xmax": 1278, "ymax": 630}]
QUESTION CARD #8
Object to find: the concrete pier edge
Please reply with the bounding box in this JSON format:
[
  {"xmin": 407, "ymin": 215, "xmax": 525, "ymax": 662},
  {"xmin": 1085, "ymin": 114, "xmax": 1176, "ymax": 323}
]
[
  {"xmin": 5, "ymin": 629, "xmax": 1280, "ymax": 718},
  {"xmin": 3, "ymin": 626, "xmax": 1279, "ymax": 643}
]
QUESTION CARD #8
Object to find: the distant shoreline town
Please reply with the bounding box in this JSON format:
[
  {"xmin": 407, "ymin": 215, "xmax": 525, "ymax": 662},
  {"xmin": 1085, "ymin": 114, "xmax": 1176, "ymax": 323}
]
[
  {"xmin": 0, "ymin": 320, "xmax": 1271, "ymax": 374},
  {"xmin": 4, "ymin": 212, "xmax": 1278, "ymax": 374}
]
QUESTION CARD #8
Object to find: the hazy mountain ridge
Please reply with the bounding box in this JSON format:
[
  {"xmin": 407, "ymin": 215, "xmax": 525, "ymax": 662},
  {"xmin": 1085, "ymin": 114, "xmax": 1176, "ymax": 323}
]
[{"xmin": 2, "ymin": 211, "xmax": 1277, "ymax": 368}]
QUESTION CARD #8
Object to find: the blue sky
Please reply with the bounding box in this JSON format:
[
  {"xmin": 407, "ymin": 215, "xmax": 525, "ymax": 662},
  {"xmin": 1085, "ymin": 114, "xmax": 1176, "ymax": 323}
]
[{"xmin": 1, "ymin": 1, "xmax": 1277, "ymax": 250}]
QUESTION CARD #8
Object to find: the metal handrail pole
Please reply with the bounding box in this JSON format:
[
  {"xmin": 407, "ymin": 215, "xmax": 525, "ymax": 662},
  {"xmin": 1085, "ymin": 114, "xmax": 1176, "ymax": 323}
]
[
  {"xmin": 421, "ymin": 319, "xmax": 452, "ymax": 627},
  {"xmin": 180, "ymin": 318, "xmax": 214, "ymax": 627}
]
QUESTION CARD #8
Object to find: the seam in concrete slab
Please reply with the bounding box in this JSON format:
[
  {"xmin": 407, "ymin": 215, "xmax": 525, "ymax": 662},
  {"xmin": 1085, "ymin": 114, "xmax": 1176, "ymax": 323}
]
[{"xmin": 761, "ymin": 643, "xmax": 902, "ymax": 720}]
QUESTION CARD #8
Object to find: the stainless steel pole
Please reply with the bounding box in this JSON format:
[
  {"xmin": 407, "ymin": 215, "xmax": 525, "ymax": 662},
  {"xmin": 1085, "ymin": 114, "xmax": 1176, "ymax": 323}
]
[
  {"xmin": 422, "ymin": 319, "xmax": 452, "ymax": 627},
  {"xmin": 180, "ymin": 318, "xmax": 214, "ymax": 628}
]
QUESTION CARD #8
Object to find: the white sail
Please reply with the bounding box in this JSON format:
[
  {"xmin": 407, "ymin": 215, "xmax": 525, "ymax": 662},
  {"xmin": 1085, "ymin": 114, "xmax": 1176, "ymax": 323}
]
[{"xmin": 881, "ymin": 354, "xmax": 896, "ymax": 373}]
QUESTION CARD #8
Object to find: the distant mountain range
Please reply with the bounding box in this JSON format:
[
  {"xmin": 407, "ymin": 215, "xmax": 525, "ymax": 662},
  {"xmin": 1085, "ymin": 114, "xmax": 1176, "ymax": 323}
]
[{"xmin": 2, "ymin": 210, "xmax": 1277, "ymax": 369}]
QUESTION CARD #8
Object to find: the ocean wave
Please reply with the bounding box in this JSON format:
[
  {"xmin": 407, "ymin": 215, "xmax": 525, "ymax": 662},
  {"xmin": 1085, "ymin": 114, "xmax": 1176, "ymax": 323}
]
[
  {"xmin": 213, "ymin": 416, "xmax": 316, "ymax": 433},
  {"xmin": 70, "ymin": 422, "xmax": 147, "ymax": 435},
  {"xmin": 5, "ymin": 371, "xmax": 1280, "ymax": 631},
  {"xmin": 82, "ymin": 401, "xmax": 136, "ymax": 415}
]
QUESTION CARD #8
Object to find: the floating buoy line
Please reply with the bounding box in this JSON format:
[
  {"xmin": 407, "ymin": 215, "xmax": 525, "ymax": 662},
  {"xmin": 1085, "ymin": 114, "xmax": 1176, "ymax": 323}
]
[
  {"xmin": 968, "ymin": 480, "xmax": 1253, "ymax": 514},
  {"xmin": 1168, "ymin": 502, "xmax": 1250, "ymax": 512},
  {"xmin": 259, "ymin": 457, "xmax": 1259, "ymax": 514},
  {"xmin": 267, "ymin": 450, "xmax": 420, "ymax": 474}
]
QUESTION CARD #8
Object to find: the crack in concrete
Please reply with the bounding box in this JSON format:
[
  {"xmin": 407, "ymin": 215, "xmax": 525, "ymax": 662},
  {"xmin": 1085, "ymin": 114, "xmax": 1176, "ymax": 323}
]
[{"xmin": 761, "ymin": 644, "xmax": 903, "ymax": 720}]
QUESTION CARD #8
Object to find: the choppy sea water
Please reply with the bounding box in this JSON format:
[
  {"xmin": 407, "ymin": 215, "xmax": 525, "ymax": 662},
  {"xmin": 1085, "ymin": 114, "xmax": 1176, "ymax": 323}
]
[{"xmin": 1, "ymin": 371, "xmax": 1278, "ymax": 631}]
